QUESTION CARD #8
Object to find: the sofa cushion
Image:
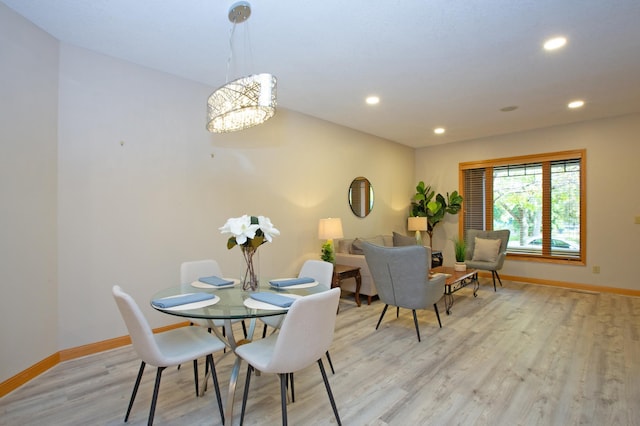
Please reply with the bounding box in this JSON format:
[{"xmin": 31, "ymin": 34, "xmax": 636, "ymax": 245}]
[
  {"xmin": 350, "ymin": 235, "xmax": 385, "ymax": 255},
  {"xmin": 393, "ymin": 231, "xmax": 417, "ymax": 247},
  {"xmin": 337, "ymin": 238, "xmax": 354, "ymax": 254},
  {"xmin": 472, "ymin": 237, "xmax": 501, "ymax": 262}
]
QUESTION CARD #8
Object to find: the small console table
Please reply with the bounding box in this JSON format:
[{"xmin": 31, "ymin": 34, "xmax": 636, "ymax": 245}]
[{"xmin": 332, "ymin": 264, "xmax": 362, "ymax": 307}]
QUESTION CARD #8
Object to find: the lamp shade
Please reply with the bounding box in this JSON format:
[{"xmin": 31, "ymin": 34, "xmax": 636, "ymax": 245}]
[
  {"xmin": 407, "ymin": 216, "xmax": 428, "ymax": 232},
  {"xmin": 318, "ymin": 218, "xmax": 344, "ymax": 240}
]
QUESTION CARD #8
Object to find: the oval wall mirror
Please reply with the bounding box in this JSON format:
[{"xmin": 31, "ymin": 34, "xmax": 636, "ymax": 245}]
[{"xmin": 348, "ymin": 176, "xmax": 374, "ymax": 218}]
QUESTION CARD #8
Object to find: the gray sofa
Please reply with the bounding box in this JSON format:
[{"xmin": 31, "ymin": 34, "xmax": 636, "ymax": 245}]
[{"xmin": 334, "ymin": 232, "xmax": 418, "ymax": 304}]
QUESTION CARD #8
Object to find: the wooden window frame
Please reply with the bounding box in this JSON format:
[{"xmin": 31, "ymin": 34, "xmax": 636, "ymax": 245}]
[{"xmin": 459, "ymin": 149, "xmax": 586, "ymax": 265}]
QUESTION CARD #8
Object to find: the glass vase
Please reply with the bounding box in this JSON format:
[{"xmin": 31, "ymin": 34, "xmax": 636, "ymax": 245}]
[{"xmin": 240, "ymin": 246, "xmax": 260, "ymax": 291}]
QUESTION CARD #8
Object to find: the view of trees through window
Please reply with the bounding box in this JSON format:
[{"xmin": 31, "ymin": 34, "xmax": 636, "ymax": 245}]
[
  {"xmin": 493, "ymin": 160, "xmax": 580, "ymax": 255},
  {"xmin": 461, "ymin": 150, "xmax": 584, "ymax": 262}
]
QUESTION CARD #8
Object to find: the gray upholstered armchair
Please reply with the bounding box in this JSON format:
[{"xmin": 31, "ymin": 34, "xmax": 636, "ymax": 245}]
[
  {"xmin": 464, "ymin": 229, "xmax": 510, "ymax": 291},
  {"xmin": 361, "ymin": 242, "xmax": 446, "ymax": 342}
]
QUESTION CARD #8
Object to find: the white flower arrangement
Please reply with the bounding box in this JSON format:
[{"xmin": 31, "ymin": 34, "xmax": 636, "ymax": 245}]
[
  {"xmin": 219, "ymin": 214, "xmax": 280, "ymax": 249},
  {"xmin": 219, "ymin": 215, "xmax": 280, "ymax": 291}
]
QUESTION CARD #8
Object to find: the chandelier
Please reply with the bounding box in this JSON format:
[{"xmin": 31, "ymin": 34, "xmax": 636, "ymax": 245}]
[{"xmin": 207, "ymin": 2, "xmax": 277, "ymax": 133}]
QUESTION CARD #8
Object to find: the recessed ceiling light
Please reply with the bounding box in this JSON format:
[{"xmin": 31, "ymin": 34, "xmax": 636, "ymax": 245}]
[
  {"xmin": 568, "ymin": 100, "xmax": 585, "ymax": 109},
  {"xmin": 434, "ymin": 127, "xmax": 445, "ymax": 135},
  {"xmin": 500, "ymin": 105, "xmax": 518, "ymax": 112},
  {"xmin": 544, "ymin": 36, "xmax": 567, "ymax": 51},
  {"xmin": 365, "ymin": 96, "xmax": 380, "ymax": 105}
]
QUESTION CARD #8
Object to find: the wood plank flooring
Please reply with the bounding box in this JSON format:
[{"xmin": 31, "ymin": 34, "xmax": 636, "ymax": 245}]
[{"xmin": 2, "ymin": 279, "xmax": 639, "ymax": 425}]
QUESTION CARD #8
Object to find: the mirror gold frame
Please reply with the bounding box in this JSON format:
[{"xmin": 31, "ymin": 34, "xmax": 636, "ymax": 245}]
[{"xmin": 348, "ymin": 177, "xmax": 374, "ymax": 218}]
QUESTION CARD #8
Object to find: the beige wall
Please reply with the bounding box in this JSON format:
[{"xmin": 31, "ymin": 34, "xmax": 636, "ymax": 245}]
[
  {"xmin": 0, "ymin": 3, "xmax": 59, "ymax": 386},
  {"xmin": 415, "ymin": 113, "xmax": 640, "ymax": 290},
  {"xmin": 56, "ymin": 44, "xmax": 415, "ymax": 351},
  {"xmin": 1, "ymin": 3, "xmax": 414, "ymax": 383}
]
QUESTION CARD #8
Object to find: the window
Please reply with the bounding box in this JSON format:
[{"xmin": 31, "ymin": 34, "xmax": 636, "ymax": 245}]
[{"xmin": 460, "ymin": 150, "xmax": 585, "ymax": 264}]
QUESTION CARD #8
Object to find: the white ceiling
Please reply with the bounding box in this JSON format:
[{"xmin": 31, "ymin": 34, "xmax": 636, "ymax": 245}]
[{"xmin": 3, "ymin": 0, "xmax": 640, "ymax": 148}]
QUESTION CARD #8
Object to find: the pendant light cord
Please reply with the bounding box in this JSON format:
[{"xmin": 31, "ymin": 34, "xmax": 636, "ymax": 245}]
[{"xmin": 225, "ymin": 22, "xmax": 237, "ymax": 83}]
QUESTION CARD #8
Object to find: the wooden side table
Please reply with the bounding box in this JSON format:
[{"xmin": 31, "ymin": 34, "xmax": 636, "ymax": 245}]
[{"xmin": 332, "ymin": 264, "xmax": 362, "ymax": 307}]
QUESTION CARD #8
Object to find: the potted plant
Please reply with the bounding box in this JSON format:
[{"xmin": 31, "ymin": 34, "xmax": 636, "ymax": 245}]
[
  {"xmin": 320, "ymin": 241, "xmax": 335, "ymax": 263},
  {"xmin": 453, "ymin": 237, "xmax": 467, "ymax": 271},
  {"xmin": 410, "ymin": 181, "xmax": 463, "ymax": 248}
]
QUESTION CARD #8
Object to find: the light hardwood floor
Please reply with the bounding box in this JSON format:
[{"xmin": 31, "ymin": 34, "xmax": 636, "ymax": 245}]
[{"xmin": 2, "ymin": 279, "xmax": 640, "ymax": 425}]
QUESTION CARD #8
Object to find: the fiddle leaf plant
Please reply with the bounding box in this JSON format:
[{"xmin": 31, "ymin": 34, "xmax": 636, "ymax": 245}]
[{"xmin": 410, "ymin": 181, "xmax": 463, "ymax": 248}]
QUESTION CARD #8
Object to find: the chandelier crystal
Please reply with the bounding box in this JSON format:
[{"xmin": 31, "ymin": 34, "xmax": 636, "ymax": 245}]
[{"xmin": 207, "ymin": 2, "xmax": 277, "ymax": 133}]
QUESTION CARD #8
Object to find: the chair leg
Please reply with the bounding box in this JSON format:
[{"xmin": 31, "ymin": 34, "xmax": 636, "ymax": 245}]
[
  {"xmin": 289, "ymin": 372, "xmax": 295, "ymax": 402},
  {"xmin": 148, "ymin": 366, "xmax": 166, "ymax": 426},
  {"xmin": 411, "ymin": 310, "xmax": 421, "ymax": 342},
  {"xmin": 433, "ymin": 303, "xmax": 442, "ymax": 328},
  {"xmin": 494, "ymin": 271, "xmax": 504, "ymax": 288},
  {"xmin": 262, "ymin": 323, "xmax": 268, "ymax": 338},
  {"xmin": 376, "ymin": 304, "xmax": 390, "ymax": 330},
  {"xmin": 325, "ymin": 350, "xmax": 335, "ymax": 374},
  {"xmin": 242, "ymin": 320, "xmax": 248, "ymax": 338},
  {"xmin": 318, "ymin": 359, "xmax": 342, "ymax": 426},
  {"xmin": 396, "ymin": 306, "xmax": 400, "ymax": 318},
  {"xmin": 125, "ymin": 361, "xmax": 146, "ymax": 422},
  {"xmin": 206, "ymin": 355, "xmax": 225, "ymax": 425},
  {"xmin": 192, "ymin": 360, "xmax": 199, "ymax": 397},
  {"xmin": 279, "ymin": 373, "xmax": 289, "ymax": 426},
  {"xmin": 240, "ymin": 365, "xmax": 253, "ymax": 426}
]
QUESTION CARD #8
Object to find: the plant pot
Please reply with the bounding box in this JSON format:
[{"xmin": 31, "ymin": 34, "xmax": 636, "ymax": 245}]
[{"xmin": 454, "ymin": 262, "xmax": 467, "ymax": 272}]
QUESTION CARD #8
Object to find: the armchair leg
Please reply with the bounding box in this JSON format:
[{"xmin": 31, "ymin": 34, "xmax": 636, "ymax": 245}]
[
  {"xmin": 411, "ymin": 310, "xmax": 421, "ymax": 342},
  {"xmin": 376, "ymin": 305, "xmax": 390, "ymax": 330},
  {"xmin": 433, "ymin": 303, "xmax": 442, "ymax": 328},
  {"xmin": 491, "ymin": 271, "xmax": 502, "ymax": 291}
]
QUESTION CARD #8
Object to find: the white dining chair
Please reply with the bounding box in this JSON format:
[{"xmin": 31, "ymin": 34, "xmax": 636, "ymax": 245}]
[
  {"xmin": 261, "ymin": 260, "xmax": 336, "ymax": 374},
  {"xmin": 261, "ymin": 259, "xmax": 334, "ymax": 330},
  {"xmin": 112, "ymin": 285, "xmax": 225, "ymax": 426},
  {"xmin": 236, "ymin": 287, "xmax": 342, "ymax": 426}
]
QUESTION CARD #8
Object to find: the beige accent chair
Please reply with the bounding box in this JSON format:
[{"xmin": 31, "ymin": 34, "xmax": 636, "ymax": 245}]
[{"xmin": 464, "ymin": 229, "xmax": 511, "ymax": 291}]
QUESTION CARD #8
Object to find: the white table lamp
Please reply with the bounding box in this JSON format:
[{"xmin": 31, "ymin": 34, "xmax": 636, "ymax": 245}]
[
  {"xmin": 407, "ymin": 217, "xmax": 428, "ymax": 245},
  {"xmin": 318, "ymin": 218, "xmax": 344, "ymax": 263},
  {"xmin": 318, "ymin": 217, "xmax": 344, "ymax": 242}
]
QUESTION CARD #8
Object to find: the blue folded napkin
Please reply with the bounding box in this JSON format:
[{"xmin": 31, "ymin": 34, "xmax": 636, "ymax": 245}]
[
  {"xmin": 268, "ymin": 277, "xmax": 315, "ymax": 287},
  {"xmin": 152, "ymin": 293, "xmax": 214, "ymax": 308},
  {"xmin": 250, "ymin": 292, "xmax": 296, "ymax": 308},
  {"xmin": 198, "ymin": 275, "xmax": 234, "ymax": 286}
]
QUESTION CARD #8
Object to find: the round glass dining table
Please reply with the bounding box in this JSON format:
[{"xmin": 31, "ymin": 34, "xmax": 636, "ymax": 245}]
[{"xmin": 150, "ymin": 281, "xmax": 329, "ymax": 423}]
